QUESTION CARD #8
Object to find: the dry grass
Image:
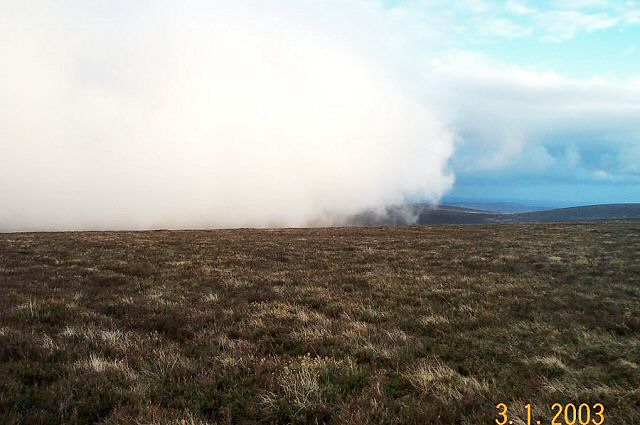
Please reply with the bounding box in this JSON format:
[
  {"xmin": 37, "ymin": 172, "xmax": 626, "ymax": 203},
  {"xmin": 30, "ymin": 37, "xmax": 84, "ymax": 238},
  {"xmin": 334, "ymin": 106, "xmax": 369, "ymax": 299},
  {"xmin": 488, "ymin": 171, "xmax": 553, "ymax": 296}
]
[{"xmin": 0, "ymin": 222, "xmax": 639, "ymax": 424}]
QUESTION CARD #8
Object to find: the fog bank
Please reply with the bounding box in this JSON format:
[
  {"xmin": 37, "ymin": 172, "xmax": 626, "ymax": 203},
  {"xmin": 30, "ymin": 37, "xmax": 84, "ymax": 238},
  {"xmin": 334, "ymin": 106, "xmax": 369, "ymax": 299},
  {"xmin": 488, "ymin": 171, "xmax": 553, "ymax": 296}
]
[{"xmin": 0, "ymin": 1, "xmax": 454, "ymax": 231}]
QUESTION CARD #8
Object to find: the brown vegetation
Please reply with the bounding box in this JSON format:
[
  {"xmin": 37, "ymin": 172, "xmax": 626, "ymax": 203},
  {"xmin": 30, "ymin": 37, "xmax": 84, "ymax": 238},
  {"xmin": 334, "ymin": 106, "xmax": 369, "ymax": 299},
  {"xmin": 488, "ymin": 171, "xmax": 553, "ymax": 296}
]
[{"xmin": 1, "ymin": 222, "xmax": 639, "ymax": 424}]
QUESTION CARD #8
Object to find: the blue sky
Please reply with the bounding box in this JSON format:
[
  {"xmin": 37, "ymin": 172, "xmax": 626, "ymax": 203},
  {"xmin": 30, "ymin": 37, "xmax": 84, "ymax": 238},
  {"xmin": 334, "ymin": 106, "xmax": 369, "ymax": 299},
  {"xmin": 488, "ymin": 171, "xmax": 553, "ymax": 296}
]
[
  {"xmin": 385, "ymin": 0, "xmax": 640, "ymax": 78},
  {"xmin": 386, "ymin": 0, "xmax": 640, "ymax": 205}
]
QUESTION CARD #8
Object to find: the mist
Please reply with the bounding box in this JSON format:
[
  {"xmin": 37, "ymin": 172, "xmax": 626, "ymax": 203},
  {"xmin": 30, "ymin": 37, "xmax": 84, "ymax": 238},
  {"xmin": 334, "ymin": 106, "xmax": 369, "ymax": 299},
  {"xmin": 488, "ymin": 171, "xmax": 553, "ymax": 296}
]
[{"xmin": 0, "ymin": 1, "xmax": 455, "ymax": 232}]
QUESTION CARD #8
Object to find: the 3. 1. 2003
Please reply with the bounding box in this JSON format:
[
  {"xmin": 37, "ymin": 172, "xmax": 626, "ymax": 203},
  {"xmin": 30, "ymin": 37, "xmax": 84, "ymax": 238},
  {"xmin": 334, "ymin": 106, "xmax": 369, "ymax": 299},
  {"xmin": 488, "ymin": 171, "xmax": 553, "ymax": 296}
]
[{"xmin": 496, "ymin": 402, "xmax": 605, "ymax": 425}]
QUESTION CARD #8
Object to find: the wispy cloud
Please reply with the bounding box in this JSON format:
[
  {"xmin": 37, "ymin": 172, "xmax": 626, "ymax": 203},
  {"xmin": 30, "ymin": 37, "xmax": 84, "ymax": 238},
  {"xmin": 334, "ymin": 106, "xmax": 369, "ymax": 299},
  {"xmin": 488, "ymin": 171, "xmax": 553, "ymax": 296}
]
[
  {"xmin": 535, "ymin": 10, "xmax": 619, "ymax": 42},
  {"xmin": 396, "ymin": 0, "xmax": 639, "ymax": 43}
]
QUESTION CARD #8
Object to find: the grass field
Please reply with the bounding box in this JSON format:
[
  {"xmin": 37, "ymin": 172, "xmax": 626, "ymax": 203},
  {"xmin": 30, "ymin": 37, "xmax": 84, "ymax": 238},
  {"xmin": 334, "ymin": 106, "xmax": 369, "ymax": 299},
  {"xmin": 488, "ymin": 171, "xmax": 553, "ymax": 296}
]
[{"xmin": 1, "ymin": 222, "xmax": 639, "ymax": 424}]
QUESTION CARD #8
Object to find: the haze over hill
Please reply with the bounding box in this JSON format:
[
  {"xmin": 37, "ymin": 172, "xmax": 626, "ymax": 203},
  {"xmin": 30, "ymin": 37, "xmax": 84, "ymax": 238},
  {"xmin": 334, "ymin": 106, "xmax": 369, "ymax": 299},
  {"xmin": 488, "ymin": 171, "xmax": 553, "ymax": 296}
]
[
  {"xmin": 441, "ymin": 197, "xmax": 575, "ymax": 213},
  {"xmin": 346, "ymin": 203, "xmax": 640, "ymax": 226}
]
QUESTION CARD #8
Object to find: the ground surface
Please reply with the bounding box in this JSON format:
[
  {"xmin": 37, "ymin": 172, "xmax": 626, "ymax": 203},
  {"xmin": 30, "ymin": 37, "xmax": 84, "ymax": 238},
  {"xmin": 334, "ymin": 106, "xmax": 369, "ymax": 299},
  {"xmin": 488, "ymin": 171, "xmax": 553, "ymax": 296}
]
[{"xmin": 1, "ymin": 222, "xmax": 639, "ymax": 424}]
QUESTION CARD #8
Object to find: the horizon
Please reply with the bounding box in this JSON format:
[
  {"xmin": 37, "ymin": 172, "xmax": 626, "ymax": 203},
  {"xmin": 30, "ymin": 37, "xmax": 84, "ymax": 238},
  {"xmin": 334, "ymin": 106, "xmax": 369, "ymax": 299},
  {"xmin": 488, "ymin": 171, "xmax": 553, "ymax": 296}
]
[{"xmin": 4, "ymin": 201, "xmax": 640, "ymax": 234}]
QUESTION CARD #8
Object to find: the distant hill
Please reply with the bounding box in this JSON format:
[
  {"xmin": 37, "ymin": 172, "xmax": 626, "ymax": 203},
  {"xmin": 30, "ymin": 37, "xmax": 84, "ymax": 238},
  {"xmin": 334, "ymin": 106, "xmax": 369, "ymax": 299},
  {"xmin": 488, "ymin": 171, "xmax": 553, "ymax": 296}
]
[
  {"xmin": 504, "ymin": 204, "xmax": 640, "ymax": 223},
  {"xmin": 345, "ymin": 203, "xmax": 640, "ymax": 226}
]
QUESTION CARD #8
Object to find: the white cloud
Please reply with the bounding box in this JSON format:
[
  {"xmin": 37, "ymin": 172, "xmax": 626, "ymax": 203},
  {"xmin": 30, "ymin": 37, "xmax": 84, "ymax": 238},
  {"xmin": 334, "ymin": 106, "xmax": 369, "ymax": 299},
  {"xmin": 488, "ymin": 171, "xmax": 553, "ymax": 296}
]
[
  {"xmin": 479, "ymin": 18, "xmax": 533, "ymax": 38},
  {"xmin": 593, "ymin": 169, "xmax": 610, "ymax": 179},
  {"xmin": 624, "ymin": 9, "xmax": 640, "ymax": 24},
  {"xmin": 0, "ymin": 0, "xmax": 455, "ymax": 231},
  {"xmin": 390, "ymin": 0, "xmax": 638, "ymax": 43},
  {"xmin": 624, "ymin": 45, "xmax": 638, "ymax": 55},
  {"xmin": 502, "ymin": 0, "xmax": 638, "ymax": 42},
  {"xmin": 550, "ymin": 0, "xmax": 611, "ymax": 9},
  {"xmin": 564, "ymin": 145, "xmax": 582, "ymax": 168},
  {"xmin": 505, "ymin": 1, "xmax": 537, "ymax": 16},
  {"xmin": 537, "ymin": 10, "xmax": 619, "ymax": 42},
  {"xmin": 429, "ymin": 52, "xmax": 640, "ymax": 176}
]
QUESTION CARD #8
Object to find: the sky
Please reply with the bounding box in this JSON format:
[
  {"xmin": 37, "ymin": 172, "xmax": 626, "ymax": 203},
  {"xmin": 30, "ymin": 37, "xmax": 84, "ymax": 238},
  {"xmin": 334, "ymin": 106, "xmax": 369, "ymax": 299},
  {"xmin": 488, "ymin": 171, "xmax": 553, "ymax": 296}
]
[
  {"xmin": 380, "ymin": 0, "xmax": 640, "ymax": 205},
  {"xmin": 1, "ymin": 0, "xmax": 639, "ymax": 231}
]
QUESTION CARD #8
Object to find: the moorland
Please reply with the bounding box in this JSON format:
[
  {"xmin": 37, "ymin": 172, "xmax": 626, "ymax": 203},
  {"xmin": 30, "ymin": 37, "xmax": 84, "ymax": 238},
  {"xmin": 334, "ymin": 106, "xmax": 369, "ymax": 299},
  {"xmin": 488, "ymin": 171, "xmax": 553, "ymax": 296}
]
[{"xmin": 1, "ymin": 222, "xmax": 639, "ymax": 424}]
